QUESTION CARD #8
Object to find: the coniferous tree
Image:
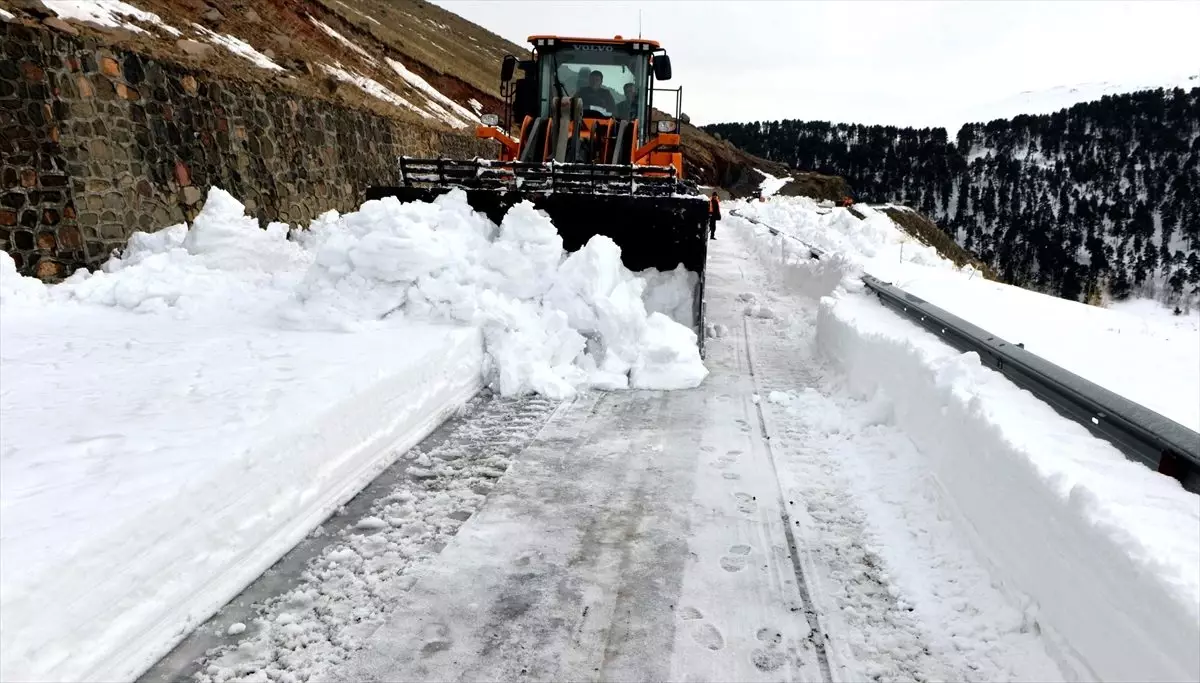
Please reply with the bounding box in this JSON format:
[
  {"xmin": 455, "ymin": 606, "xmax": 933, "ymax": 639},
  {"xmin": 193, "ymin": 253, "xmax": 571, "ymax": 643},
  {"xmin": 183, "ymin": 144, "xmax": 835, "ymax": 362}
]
[{"xmin": 704, "ymin": 87, "xmax": 1200, "ymax": 307}]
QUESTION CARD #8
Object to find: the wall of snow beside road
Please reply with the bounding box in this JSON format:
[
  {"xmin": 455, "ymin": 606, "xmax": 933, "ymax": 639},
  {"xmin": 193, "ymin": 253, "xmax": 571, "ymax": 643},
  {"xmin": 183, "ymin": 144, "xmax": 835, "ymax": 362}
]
[
  {"xmin": 0, "ymin": 309, "xmax": 482, "ymax": 682},
  {"xmin": 818, "ymin": 296, "xmax": 1199, "ymax": 682},
  {"xmin": 730, "ymin": 200, "xmax": 1200, "ymax": 682}
]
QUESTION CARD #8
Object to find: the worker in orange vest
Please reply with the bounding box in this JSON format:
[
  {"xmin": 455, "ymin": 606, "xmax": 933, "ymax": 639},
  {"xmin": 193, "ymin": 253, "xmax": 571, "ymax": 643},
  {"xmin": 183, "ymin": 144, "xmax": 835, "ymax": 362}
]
[{"xmin": 708, "ymin": 191, "xmax": 721, "ymax": 240}]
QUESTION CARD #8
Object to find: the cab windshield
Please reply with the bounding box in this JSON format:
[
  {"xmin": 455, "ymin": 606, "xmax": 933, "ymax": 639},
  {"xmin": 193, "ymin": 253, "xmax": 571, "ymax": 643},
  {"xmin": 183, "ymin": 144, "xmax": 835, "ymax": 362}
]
[{"xmin": 537, "ymin": 44, "xmax": 649, "ymax": 125}]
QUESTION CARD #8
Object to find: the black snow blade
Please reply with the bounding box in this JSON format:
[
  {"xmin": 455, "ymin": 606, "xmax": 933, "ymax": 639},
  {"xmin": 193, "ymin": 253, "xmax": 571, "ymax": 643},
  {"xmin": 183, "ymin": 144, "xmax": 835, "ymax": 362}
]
[{"xmin": 382, "ymin": 157, "xmax": 700, "ymax": 198}]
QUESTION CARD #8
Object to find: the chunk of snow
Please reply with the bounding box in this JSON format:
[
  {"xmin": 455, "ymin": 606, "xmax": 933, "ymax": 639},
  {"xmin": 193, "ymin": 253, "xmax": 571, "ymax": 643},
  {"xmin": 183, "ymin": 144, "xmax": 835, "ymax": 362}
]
[
  {"xmin": 43, "ymin": 0, "xmax": 180, "ymax": 35},
  {"xmin": 386, "ymin": 57, "xmax": 478, "ymax": 129},
  {"xmin": 468, "ymin": 98, "xmax": 483, "ymax": 114},
  {"xmin": 355, "ymin": 516, "xmax": 388, "ymax": 532},
  {"xmin": 310, "ymin": 18, "xmax": 377, "ymax": 65},
  {"xmin": 226, "ymin": 623, "xmax": 246, "ymax": 636},
  {"xmin": 639, "ymin": 264, "xmax": 698, "ymax": 329},
  {"xmin": 192, "ymin": 24, "xmax": 282, "ymax": 70},
  {"xmin": 0, "ymin": 8, "xmax": 14, "ymax": 20},
  {"xmin": 744, "ymin": 303, "xmax": 775, "ymax": 319}
]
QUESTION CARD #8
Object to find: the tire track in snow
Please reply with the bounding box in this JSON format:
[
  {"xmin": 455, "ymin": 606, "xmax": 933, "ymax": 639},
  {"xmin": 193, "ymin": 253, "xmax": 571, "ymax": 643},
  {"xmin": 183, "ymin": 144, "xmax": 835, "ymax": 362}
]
[
  {"xmin": 140, "ymin": 391, "xmax": 560, "ymax": 683},
  {"xmin": 742, "ymin": 314, "xmax": 835, "ymax": 683}
]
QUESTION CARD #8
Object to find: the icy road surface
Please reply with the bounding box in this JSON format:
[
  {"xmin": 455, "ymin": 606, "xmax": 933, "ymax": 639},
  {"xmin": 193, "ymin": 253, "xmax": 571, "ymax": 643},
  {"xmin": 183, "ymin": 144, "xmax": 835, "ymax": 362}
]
[{"xmin": 326, "ymin": 228, "xmax": 1065, "ymax": 682}]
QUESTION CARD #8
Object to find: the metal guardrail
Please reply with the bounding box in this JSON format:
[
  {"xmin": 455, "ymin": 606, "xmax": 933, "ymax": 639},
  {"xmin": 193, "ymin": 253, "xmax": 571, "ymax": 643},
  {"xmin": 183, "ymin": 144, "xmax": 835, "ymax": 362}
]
[
  {"xmin": 729, "ymin": 209, "xmax": 826, "ymax": 259},
  {"xmin": 863, "ymin": 275, "xmax": 1200, "ymax": 493},
  {"xmin": 730, "ymin": 208, "xmax": 1200, "ymax": 492}
]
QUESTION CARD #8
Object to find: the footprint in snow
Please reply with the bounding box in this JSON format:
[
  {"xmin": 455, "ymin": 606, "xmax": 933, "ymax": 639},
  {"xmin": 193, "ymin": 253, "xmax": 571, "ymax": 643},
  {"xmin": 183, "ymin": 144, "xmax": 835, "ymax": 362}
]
[
  {"xmin": 691, "ymin": 622, "xmax": 725, "ymax": 651},
  {"xmin": 678, "ymin": 606, "xmax": 704, "ymax": 621},
  {"xmin": 720, "ymin": 556, "xmax": 747, "ymax": 572},
  {"xmin": 733, "ymin": 492, "xmax": 757, "ymax": 514},
  {"xmin": 722, "ymin": 472, "xmax": 740, "ymax": 480},
  {"xmin": 755, "ymin": 627, "xmax": 783, "ymax": 646},
  {"xmin": 419, "ymin": 622, "xmax": 452, "ymax": 658},
  {"xmin": 720, "ymin": 545, "xmax": 751, "ymax": 572},
  {"xmin": 750, "ymin": 648, "xmax": 787, "ymax": 672}
]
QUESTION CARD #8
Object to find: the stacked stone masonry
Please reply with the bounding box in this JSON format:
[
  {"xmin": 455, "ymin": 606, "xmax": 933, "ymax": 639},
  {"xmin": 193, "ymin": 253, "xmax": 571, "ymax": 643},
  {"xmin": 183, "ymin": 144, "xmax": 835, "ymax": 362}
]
[{"xmin": 1, "ymin": 23, "xmax": 492, "ymax": 280}]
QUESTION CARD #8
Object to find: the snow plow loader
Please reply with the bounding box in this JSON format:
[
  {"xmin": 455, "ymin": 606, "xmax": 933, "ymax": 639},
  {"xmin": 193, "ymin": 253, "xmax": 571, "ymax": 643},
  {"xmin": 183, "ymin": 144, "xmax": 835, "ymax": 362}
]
[{"xmin": 366, "ymin": 35, "xmax": 710, "ymax": 354}]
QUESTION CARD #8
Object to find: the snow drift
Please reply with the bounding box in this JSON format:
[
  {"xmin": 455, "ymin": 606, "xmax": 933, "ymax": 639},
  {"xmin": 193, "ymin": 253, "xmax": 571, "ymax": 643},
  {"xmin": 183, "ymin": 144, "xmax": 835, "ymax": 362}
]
[{"xmin": 730, "ymin": 197, "xmax": 1200, "ymax": 682}]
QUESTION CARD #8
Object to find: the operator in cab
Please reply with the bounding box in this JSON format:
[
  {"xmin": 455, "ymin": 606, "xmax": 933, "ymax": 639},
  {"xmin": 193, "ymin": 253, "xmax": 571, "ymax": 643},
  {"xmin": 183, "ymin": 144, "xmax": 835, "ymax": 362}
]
[{"xmin": 577, "ymin": 69, "xmax": 616, "ymax": 114}]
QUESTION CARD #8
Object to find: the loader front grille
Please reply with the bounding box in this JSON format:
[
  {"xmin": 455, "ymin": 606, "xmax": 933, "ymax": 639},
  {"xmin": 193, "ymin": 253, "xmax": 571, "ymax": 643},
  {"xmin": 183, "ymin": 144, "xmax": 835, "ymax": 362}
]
[{"xmin": 397, "ymin": 157, "xmax": 697, "ymax": 198}]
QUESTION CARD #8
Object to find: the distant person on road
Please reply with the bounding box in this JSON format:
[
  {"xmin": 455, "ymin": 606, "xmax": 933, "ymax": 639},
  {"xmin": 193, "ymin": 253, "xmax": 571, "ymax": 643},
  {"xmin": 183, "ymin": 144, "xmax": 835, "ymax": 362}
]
[
  {"xmin": 578, "ymin": 70, "xmax": 616, "ymax": 115},
  {"xmin": 709, "ymin": 191, "xmax": 721, "ymax": 239}
]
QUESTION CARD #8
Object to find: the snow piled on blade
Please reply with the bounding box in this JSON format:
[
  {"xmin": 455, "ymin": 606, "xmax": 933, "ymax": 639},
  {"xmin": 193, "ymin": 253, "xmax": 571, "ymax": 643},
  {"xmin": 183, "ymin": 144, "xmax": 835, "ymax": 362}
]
[
  {"xmin": 0, "ymin": 8, "xmax": 14, "ymax": 20},
  {"xmin": 729, "ymin": 196, "xmax": 1200, "ymax": 683},
  {"xmin": 22, "ymin": 185, "xmax": 706, "ymax": 398},
  {"xmin": 284, "ymin": 191, "xmax": 707, "ymax": 396}
]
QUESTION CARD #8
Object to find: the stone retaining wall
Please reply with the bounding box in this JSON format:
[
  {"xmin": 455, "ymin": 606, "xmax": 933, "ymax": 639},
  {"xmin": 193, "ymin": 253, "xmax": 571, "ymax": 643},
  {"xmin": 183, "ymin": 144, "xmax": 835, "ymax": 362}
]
[{"xmin": 0, "ymin": 22, "xmax": 492, "ymax": 279}]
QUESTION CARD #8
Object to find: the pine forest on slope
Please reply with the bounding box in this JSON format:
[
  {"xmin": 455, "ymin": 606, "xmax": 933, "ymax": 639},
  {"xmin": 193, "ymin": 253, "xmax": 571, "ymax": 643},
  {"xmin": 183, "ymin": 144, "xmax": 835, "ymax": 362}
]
[{"xmin": 706, "ymin": 87, "xmax": 1200, "ymax": 311}]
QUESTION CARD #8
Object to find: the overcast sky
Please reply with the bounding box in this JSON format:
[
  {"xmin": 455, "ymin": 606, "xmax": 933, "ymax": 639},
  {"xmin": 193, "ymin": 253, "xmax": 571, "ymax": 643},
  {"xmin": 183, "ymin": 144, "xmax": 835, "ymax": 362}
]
[{"xmin": 432, "ymin": 0, "xmax": 1199, "ymax": 130}]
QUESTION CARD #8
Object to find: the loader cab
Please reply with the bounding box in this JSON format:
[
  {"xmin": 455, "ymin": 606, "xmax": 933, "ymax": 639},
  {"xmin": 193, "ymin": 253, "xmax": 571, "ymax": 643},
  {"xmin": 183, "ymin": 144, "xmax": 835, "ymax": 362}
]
[
  {"xmin": 518, "ymin": 36, "xmax": 670, "ymax": 147},
  {"xmin": 487, "ymin": 35, "xmax": 683, "ymax": 176}
]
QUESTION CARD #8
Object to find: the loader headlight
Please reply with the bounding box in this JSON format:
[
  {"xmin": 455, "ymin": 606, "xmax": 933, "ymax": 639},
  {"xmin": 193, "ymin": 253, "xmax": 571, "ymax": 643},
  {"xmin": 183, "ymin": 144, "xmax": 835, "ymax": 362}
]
[
  {"xmin": 481, "ymin": 113, "xmax": 499, "ymax": 127},
  {"xmin": 656, "ymin": 119, "xmax": 677, "ymax": 133}
]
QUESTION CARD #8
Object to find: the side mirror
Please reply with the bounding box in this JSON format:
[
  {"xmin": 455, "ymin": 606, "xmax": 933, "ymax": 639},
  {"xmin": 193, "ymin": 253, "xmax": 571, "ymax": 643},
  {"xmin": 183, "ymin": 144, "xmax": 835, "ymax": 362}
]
[
  {"xmin": 653, "ymin": 53, "xmax": 672, "ymax": 81},
  {"xmin": 500, "ymin": 55, "xmax": 517, "ymax": 83}
]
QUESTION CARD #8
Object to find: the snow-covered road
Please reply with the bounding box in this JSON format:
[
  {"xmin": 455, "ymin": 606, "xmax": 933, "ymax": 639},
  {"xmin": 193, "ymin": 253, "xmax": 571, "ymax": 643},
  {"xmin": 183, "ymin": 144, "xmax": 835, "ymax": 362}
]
[{"xmin": 323, "ymin": 225, "xmax": 1066, "ymax": 682}]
